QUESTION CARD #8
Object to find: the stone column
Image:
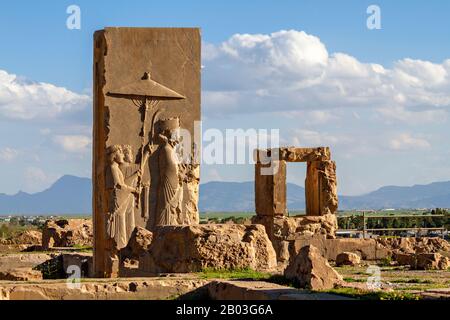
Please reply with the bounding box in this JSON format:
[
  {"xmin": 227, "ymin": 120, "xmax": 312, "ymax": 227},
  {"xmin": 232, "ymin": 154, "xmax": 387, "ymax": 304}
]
[
  {"xmin": 255, "ymin": 160, "xmax": 287, "ymax": 217},
  {"xmin": 305, "ymin": 160, "xmax": 338, "ymax": 216}
]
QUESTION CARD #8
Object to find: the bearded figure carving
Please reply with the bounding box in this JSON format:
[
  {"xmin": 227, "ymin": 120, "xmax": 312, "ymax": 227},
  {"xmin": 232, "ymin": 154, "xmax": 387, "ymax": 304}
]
[{"xmin": 154, "ymin": 118, "xmax": 184, "ymax": 226}]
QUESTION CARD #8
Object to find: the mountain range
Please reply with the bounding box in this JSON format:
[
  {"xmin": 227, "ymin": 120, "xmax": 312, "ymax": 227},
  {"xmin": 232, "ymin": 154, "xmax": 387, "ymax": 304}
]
[{"xmin": 0, "ymin": 175, "xmax": 449, "ymax": 215}]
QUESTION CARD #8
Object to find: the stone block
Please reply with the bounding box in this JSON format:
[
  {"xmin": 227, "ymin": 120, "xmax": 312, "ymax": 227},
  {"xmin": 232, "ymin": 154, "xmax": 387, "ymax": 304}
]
[
  {"xmin": 255, "ymin": 160, "xmax": 286, "ymax": 216},
  {"xmin": 139, "ymin": 224, "xmax": 277, "ymax": 273}
]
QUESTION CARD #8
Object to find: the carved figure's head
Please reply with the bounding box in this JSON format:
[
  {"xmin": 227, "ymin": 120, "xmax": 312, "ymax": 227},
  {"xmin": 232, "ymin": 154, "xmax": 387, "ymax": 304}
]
[
  {"xmin": 107, "ymin": 145, "xmax": 124, "ymax": 164},
  {"xmin": 122, "ymin": 145, "xmax": 133, "ymax": 163},
  {"xmin": 156, "ymin": 117, "xmax": 181, "ymax": 145}
]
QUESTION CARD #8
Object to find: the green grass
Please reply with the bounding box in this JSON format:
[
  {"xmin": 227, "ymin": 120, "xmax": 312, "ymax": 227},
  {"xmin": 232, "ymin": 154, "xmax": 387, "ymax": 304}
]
[
  {"xmin": 343, "ymin": 277, "xmax": 366, "ymax": 283},
  {"xmin": 197, "ymin": 268, "xmax": 272, "ymax": 280},
  {"xmin": 324, "ymin": 287, "xmax": 421, "ymax": 300},
  {"xmin": 71, "ymin": 244, "xmax": 93, "ymax": 252},
  {"xmin": 200, "ymin": 212, "xmax": 254, "ymax": 219},
  {"xmin": 390, "ymin": 278, "xmax": 433, "ymax": 284}
]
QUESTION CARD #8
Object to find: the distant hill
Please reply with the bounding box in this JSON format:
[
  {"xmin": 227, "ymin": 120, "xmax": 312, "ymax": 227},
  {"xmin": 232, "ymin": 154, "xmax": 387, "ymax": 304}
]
[
  {"xmin": 0, "ymin": 175, "xmax": 449, "ymax": 215},
  {"xmin": 339, "ymin": 181, "xmax": 450, "ymax": 210},
  {"xmin": 0, "ymin": 175, "xmax": 91, "ymax": 215},
  {"xmin": 199, "ymin": 181, "xmax": 305, "ymax": 212},
  {"xmin": 200, "ymin": 181, "xmax": 450, "ymax": 212}
]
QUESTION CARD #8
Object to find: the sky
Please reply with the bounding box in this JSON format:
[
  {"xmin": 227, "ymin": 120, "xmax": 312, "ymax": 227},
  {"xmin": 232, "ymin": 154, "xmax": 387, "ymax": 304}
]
[{"xmin": 0, "ymin": 0, "xmax": 449, "ymax": 196}]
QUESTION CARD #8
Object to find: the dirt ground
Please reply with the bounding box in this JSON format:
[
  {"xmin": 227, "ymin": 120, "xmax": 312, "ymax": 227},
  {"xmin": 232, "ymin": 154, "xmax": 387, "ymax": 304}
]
[{"xmin": 334, "ymin": 264, "xmax": 450, "ymax": 299}]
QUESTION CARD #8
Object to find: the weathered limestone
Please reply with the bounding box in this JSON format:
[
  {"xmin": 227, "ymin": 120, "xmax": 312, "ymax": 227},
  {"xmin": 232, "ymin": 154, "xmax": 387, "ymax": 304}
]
[
  {"xmin": 416, "ymin": 253, "xmax": 449, "ymax": 270},
  {"xmin": 255, "ymin": 160, "xmax": 286, "ymax": 216},
  {"xmin": 0, "ymin": 230, "xmax": 42, "ymax": 246},
  {"xmin": 0, "ymin": 253, "xmax": 53, "ymax": 270},
  {"xmin": 255, "ymin": 147, "xmax": 331, "ymax": 163},
  {"xmin": 93, "ymin": 28, "xmax": 201, "ymax": 277},
  {"xmin": 306, "ymin": 160, "xmax": 338, "ymax": 216},
  {"xmin": 255, "ymin": 147, "xmax": 336, "ymax": 217},
  {"xmin": 254, "ymin": 147, "xmax": 338, "ymax": 264},
  {"xmin": 393, "ymin": 253, "xmax": 416, "ymax": 266},
  {"xmin": 126, "ymin": 227, "xmax": 153, "ymax": 258},
  {"xmin": 139, "ymin": 224, "xmax": 277, "ymax": 274},
  {"xmin": 377, "ymin": 237, "xmax": 450, "ymax": 255},
  {"xmin": 208, "ymin": 280, "xmax": 351, "ymax": 300},
  {"xmin": 293, "ymin": 236, "xmax": 391, "ymax": 261},
  {"xmin": 0, "ymin": 268, "xmax": 43, "ymax": 282},
  {"xmin": 394, "ymin": 252, "xmax": 450, "ymax": 270},
  {"xmin": 0, "ymin": 278, "xmax": 210, "ymax": 300},
  {"xmin": 284, "ymin": 245, "xmax": 343, "ymax": 290},
  {"xmin": 335, "ymin": 252, "xmax": 361, "ymax": 267},
  {"xmin": 42, "ymin": 219, "xmax": 93, "ymax": 250},
  {"xmin": 0, "ymin": 253, "xmax": 53, "ymax": 282}
]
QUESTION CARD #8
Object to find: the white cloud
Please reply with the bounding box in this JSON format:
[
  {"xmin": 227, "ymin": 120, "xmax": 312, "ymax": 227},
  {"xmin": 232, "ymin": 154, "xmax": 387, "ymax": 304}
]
[
  {"xmin": 377, "ymin": 105, "xmax": 448, "ymax": 124},
  {"xmin": 0, "ymin": 147, "xmax": 19, "ymax": 161},
  {"xmin": 0, "ymin": 70, "xmax": 91, "ymax": 120},
  {"xmin": 201, "ymin": 168, "xmax": 222, "ymax": 182},
  {"xmin": 202, "ymin": 30, "xmax": 450, "ymax": 121},
  {"xmin": 23, "ymin": 167, "xmax": 60, "ymax": 193},
  {"xmin": 53, "ymin": 135, "xmax": 91, "ymax": 153},
  {"xmin": 389, "ymin": 133, "xmax": 431, "ymax": 151},
  {"xmin": 285, "ymin": 129, "xmax": 356, "ymax": 152}
]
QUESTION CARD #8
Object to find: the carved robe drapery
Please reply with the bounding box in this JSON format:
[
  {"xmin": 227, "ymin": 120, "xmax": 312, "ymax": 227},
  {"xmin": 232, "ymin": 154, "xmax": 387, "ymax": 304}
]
[
  {"xmin": 155, "ymin": 142, "xmax": 183, "ymax": 226},
  {"xmin": 107, "ymin": 163, "xmax": 136, "ymax": 250}
]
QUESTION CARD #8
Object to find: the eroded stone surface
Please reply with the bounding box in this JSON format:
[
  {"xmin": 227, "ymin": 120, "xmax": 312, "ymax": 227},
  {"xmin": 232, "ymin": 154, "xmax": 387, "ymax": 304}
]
[
  {"xmin": 208, "ymin": 280, "xmax": 352, "ymax": 300},
  {"xmin": 139, "ymin": 224, "xmax": 277, "ymax": 273},
  {"xmin": 377, "ymin": 237, "xmax": 450, "ymax": 255},
  {"xmin": 0, "ymin": 268, "xmax": 42, "ymax": 282},
  {"xmin": 284, "ymin": 245, "xmax": 343, "ymax": 290},
  {"xmin": 42, "ymin": 219, "xmax": 93, "ymax": 249},
  {"xmin": 335, "ymin": 252, "xmax": 361, "ymax": 267},
  {"xmin": 416, "ymin": 253, "xmax": 449, "ymax": 270},
  {"xmin": 0, "ymin": 231, "xmax": 42, "ymax": 246},
  {"xmin": 93, "ymin": 28, "xmax": 201, "ymax": 277},
  {"xmin": 0, "ymin": 278, "xmax": 210, "ymax": 300},
  {"xmin": 253, "ymin": 214, "xmax": 338, "ymax": 263},
  {"xmin": 126, "ymin": 227, "xmax": 153, "ymax": 258}
]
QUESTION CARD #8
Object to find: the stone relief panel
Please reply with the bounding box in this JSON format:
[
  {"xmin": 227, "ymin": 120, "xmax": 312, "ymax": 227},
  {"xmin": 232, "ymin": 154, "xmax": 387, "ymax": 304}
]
[{"xmin": 93, "ymin": 28, "xmax": 201, "ymax": 277}]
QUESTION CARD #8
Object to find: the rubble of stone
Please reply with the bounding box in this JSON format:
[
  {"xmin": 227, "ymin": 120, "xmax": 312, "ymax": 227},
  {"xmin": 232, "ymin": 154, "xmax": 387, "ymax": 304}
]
[
  {"xmin": 42, "ymin": 219, "xmax": 93, "ymax": 249},
  {"xmin": 284, "ymin": 245, "xmax": 343, "ymax": 290},
  {"xmin": 0, "ymin": 253, "xmax": 53, "ymax": 282},
  {"xmin": 394, "ymin": 252, "xmax": 450, "ymax": 270},
  {"xmin": 138, "ymin": 224, "xmax": 277, "ymax": 274},
  {"xmin": 253, "ymin": 147, "xmax": 339, "ymax": 264},
  {"xmin": 416, "ymin": 253, "xmax": 449, "ymax": 270},
  {"xmin": 0, "ymin": 268, "xmax": 43, "ymax": 282},
  {"xmin": 125, "ymin": 227, "xmax": 153, "ymax": 258},
  {"xmin": 377, "ymin": 237, "xmax": 450, "ymax": 255},
  {"xmin": 335, "ymin": 252, "xmax": 361, "ymax": 267},
  {"xmin": 0, "ymin": 278, "xmax": 210, "ymax": 300},
  {"xmin": 0, "ymin": 230, "xmax": 42, "ymax": 246}
]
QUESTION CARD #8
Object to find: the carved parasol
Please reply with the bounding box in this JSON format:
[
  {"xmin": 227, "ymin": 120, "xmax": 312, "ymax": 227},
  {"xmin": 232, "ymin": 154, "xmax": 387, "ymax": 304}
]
[{"xmin": 108, "ymin": 71, "xmax": 185, "ymax": 212}]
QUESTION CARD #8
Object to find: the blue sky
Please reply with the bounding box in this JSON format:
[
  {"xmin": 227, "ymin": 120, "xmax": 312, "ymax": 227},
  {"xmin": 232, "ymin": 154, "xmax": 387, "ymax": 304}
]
[{"xmin": 0, "ymin": 1, "xmax": 449, "ymax": 196}]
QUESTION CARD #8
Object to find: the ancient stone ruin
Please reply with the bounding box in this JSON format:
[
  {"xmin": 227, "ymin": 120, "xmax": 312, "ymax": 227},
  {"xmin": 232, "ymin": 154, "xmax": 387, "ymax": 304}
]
[
  {"xmin": 93, "ymin": 28, "xmax": 202, "ymax": 277},
  {"xmin": 252, "ymin": 147, "xmax": 339, "ymax": 263}
]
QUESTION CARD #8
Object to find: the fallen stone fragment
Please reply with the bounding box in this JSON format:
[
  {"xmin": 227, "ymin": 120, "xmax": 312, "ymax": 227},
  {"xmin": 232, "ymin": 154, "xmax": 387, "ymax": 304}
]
[
  {"xmin": 335, "ymin": 252, "xmax": 361, "ymax": 266},
  {"xmin": 284, "ymin": 245, "xmax": 343, "ymax": 290},
  {"xmin": 42, "ymin": 219, "xmax": 93, "ymax": 249},
  {"xmin": 0, "ymin": 268, "xmax": 43, "ymax": 281},
  {"xmin": 139, "ymin": 224, "xmax": 277, "ymax": 273},
  {"xmin": 416, "ymin": 253, "xmax": 449, "ymax": 270}
]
